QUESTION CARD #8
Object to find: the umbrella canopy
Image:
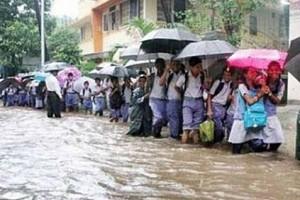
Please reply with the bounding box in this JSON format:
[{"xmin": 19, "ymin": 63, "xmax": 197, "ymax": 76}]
[
  {"xmin": 96, "ymin": 62, "xmax": 119, "ymax": 69},
  {"xmin": 286, "ymin": 54, "xmax": 300, "ymax": 82},
  {"xmin": 34, "ymin": 72, "xmax": 49, "ymax": 82},
  {"xmin": 227, "ymin": 49, "xmax": 287, "ymax": 70},
  {"xmin": 140, "ymin": 28, "xmax": 199, "ymax": 54},
  {"xmin": 125, "ymin": 60, "xmax": 155, "ymax": 69},
  {"xmin": 57, "ymin": 67, "xmax": 81, "ymax": 87},
  {"xmin": 98, "ymin": 65, "xmax": 128, "ymax": 78},
  {"xmin": 285, "ymin": 37, "xmax": 300, "ymax": 64},
  {"xmin": 43, "ymin": 62, "xmax": 70, "ymax": 72},
  {"xmin": 176, "ymin": 40, "xmax": 237, "ymax": 59},
  {"xmin": 120, "ymin": 44, "xmax": 144, "ymax": 60},
  {"xmin": 0, "ymin": 78, "xmax": 22, "ymax": 92},
  {"xmin": 73, "ymin": 76, "xmax": 97, "ymax": 93}
]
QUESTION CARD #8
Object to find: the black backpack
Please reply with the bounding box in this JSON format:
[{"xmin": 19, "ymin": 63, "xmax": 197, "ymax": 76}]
[{"xmin": 211, "ymin": 79, "xmax": 233, "ymax": 98}]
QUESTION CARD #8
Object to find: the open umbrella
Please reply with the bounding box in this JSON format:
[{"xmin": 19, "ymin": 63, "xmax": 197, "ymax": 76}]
[
  {"xmin": 120, "ymin": 44, "xmax": 143, "ymax": 60},
  {"xmin": 96, "ymin": 62, "xmax": 119, "ymax": 69},
  {"xmin": 140, "ymin": 28, "xmax": 199, "ymax": 54},
  {"xmin": 0, "ymin": 78, "xmax": 22, "ymax": 92},
  {"xmin": 285, "ymin": 37, "xmax": 300, "ymax": 64},
  {"xmin": 98, "ymin": 65, "xmax": 128, "ymax": 78},
  {"xmin": 227, "ymin": 49, "xmax": 287, "ymax": 70},
  {"xmin": 34, "ymin": 72, "xmax": 49, "ymax": 82},
  {"xmin": 125, "ymin": 60, "xmax": 155, "ymax": 69},
  {"xmin": 73, "ymin": 76, "xmax": 97, "ymax": 93},
  {"xmin": 176, "ymin": 40, "xmax": 237, "ymax": 60},
  {"xmin": 286, "ymin": 54, "xmax": 300, "ymax": 82},
  {"xmin": 57, "ymin": 67, "xmax": 81, "ymax": 87},
  {"xmin": 43, "ymin": 62, "xmax": 70, "ymax": 72}
]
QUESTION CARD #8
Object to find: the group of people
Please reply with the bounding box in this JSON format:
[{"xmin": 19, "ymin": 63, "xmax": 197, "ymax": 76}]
[
  {"xmin": 2, "ymin": 82, "xmax": 46, "ymax": 108},
  {"xmin": 127, "ymin": 57, "xmax": 285, "ymax": 154},
  {"xmin": 2, "ymin": 56, "xmax": 285, "ymax": 154}
]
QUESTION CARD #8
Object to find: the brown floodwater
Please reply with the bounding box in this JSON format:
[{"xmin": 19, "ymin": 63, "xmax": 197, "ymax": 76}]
[{"xmin": 0, "ymin": 106, "xmax": 300, "ymax": 200}]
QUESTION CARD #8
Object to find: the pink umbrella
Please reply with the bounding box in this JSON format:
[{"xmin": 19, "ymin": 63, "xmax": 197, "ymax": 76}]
[
  {"xmin": 57, "ymin": 67, "xmax": 81, "ymax": 87},
  {"xmin": 227, "ymin": 49, "xmax": 287, "ymax": 70}
]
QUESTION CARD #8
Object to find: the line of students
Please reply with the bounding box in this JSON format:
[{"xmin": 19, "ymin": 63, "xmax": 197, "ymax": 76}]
[
  {"xmin": 2, "ymin": 82, "xmax": 46, "ymax": 109},
  {"xmin": 127, "ymin": 57, "xmax": 285, "ymax": 154}
]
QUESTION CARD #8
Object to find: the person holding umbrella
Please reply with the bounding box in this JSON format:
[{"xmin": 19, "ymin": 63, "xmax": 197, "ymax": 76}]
[
  {"xmin": 160, "ymin": 58, "xmax": 185, "ymax": 140},
  {"xmin": 262, "ymin": 61, "xmax": 285, "ymax": 151},
  {"xmin": 149, "ymin": 58, "xmax": 168, "ymax": 138},
  {"xmin": 94, "ymin": 78, "xmax": 107, "ymax": 116},
  {"xmin": 45, "ymin": 69, "xmax": 63, "ymax": 118}
]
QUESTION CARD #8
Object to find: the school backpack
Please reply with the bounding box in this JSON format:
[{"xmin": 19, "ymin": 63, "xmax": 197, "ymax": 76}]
[
  {"xmin": 239, "ymin": 92, "xmax": 267, "ymax": 131},
  {"xmin": 109, "ymin": 88, "xmax": 123, "ymax": 109},
  {"xmin": 211, "ymin": 79, "xmax": 233, "ymax": 98}
]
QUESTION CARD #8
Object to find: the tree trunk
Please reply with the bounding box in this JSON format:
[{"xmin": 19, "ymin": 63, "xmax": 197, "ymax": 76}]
[
  {"xmin": 210, "ymin": 0, "xmax": 216, "ymax": 31},
  {"xmin": 160, "ymin": 0, "xmax": 172, "ymax": 25},
  {"xmin": 34, "ymin": 0, "xmax": 50, "ymax": 62}
]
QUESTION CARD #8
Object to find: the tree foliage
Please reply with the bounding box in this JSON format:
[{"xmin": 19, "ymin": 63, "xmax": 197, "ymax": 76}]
[
  {"xmin": 48, "ymin": 28, "xmax": 82, "ymax": 65},
  {"xmin": 0, "ymin": 21, "xmax": 39, "ymax": 67},
  {"xmin": 0, "ymin": 0, "xmax": 53, "ymax": 69},
  {"xmin": 127, "ymin": 17, "xmax": 157, "ymax": 38},
  {"xmin": 178, "ymin": 0, "xmax": 275, "ymax": 46}
]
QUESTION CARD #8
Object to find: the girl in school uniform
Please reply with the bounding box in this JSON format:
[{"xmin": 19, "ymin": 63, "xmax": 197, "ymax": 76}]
[
  {"xmin": 94, "ymin": 78, "xmax": 107, "ymax": 116},
  {"xmin": 149, "ymin": 58, "xmax": 168, "ymax": 138},
  {"xmin": 80, "ymin": 81, "xmax": 93, "ymax": 114},
  {"xmin": 263, "ymin": 61, "xmax": 285, "ymax": 151},
  {"xmin": 121, "ymin": 78, "xmax": 133, "ymax": 123},
  {"xmin": 228, "ymin": 68, "xmax": 268, "ymax": 154},
  {"xmin": 176, "ymin": 57, "xmax": 205, "ymax": 144},
  {"xmin": 5, "ymin": 84, "xmax": 16, "ymax": 106}
]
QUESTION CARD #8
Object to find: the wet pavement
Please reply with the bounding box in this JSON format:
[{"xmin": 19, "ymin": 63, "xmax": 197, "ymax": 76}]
[{"xmin": 1, "ymin": 106, "xmax": 300, "ymax": 200}]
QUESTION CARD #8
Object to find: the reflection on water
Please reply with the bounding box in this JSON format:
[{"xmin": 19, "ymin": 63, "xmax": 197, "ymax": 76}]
[{"xmin": 0, "ymin": 107, "xmax": 300, "ymax": 200}]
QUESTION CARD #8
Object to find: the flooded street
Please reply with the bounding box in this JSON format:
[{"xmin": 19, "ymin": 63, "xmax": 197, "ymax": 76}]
[{"xmin": 1, "ymin": 107, "xmax": 300, "ymax": 200}]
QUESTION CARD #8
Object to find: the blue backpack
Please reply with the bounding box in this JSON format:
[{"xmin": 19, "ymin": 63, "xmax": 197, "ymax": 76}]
[{"xmin": 238, "ymin": 91, "xmax": 267, "ymax": 131}]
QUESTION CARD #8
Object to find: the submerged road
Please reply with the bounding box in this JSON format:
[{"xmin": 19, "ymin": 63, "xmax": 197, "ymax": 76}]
[{"xmin": 0, "ymin": 106, "xmax": 300, "ymax": 200}]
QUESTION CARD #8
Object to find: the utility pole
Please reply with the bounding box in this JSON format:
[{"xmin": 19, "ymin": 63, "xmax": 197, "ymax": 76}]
[{"xmin": 41, "ymin": 0, "xmax": 45, "ymax": 67}]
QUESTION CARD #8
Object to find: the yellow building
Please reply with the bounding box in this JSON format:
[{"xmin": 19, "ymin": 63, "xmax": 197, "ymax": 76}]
[{"xmin": 72, "ymin": 0, "xmax": 187, "ymax": 59}]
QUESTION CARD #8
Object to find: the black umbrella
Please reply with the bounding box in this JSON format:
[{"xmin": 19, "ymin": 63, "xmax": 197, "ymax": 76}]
[
  {"xmin": 0, "ymin": 78, "xmax": 22, "ymax": 92},
  {"xmin": 176, "ymin": 40, "xmax": 237, "ymax": 59},
  {"xmin": 285, "ymin": 37, "xmax": 300, "ymax": 64},
  {"xmin": 140, "ymin": 28, "xmax": 199, "ymax": 54},
  {"xmin": 286, "ymin": 54, "xmax": 300, "ymax": 82}
]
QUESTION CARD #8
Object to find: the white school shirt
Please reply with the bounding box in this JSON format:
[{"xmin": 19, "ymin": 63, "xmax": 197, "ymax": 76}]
[
  {"xmin": 167, "ymin": 71, "xmax": 183, "ymax": 100},
  {"xmin": 45, "ymin": 74, "xmax": 62, "ymax": 99},
  {"xmin": 210, "ymin": 79, "xmax": 232, "ymax": 105},
  {"xmin": 80, "ymin": 88, "xmax": 92, "ymax": 99},
  {"xmin": 176, "ymin": 71, "xmax": 203, "ymax": 98},
  {"xmin": 150, "ymin": 74, "xmax": 167, "ymax": 99},
  {"xmin": 95, "ymin": 84, "xmax": 105, "ymax": 98},
  {"xmin": 64, "ymin": 80, "xmax": 75, "ymax": 93},
  {"xmin": 6, "ymin": 88, "xmax": 16, "ymax": 95},
  {"xmin": 123, "ymin": 86, "xmax": 132, "ymax": 103}
]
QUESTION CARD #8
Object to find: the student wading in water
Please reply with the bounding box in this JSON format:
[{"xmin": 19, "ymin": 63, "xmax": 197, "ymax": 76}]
[
  {"xmin": 160, "ymin": 59, "xmax": 185, "ymax": 140},
  {"xmin": 207, "ymin": 67, "xmax": 234, "ymax": 143},
  {"xmin": 127, "ymin": 74, "xmax": 152, "ymax": 137},
  {"xmin": 149, "ymin": 58, "xmax": 168, "ymax": 138},
  {"xmin": 176, "ymin": 57, "xmax": 205, "ymax": 144}
]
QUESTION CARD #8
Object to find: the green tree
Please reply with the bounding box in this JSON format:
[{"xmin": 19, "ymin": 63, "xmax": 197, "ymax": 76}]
[
  {"xmin": 48, "ymin": 28, "xmax": 82, "ymax": 65},
  {"xmin": 127, "ymin": 17, "xmax": 157, "ymax": 38},
  {"xmin": 0, "ymin": 20, "xmax": 39, "ymax": 68},
  {"xmin": 179, "ymin": 0, "xmax": 275, "ymax": 46}
]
